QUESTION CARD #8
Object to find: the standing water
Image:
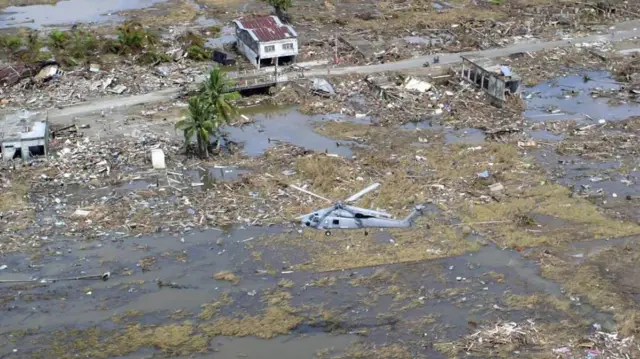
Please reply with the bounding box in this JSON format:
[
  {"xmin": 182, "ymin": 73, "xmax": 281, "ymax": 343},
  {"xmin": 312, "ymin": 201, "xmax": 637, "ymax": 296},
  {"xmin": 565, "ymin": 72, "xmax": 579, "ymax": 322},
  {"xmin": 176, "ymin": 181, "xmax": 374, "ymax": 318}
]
[{"xmin": 0, "ymin": 0, "xmax": 168, "ymax": 28}]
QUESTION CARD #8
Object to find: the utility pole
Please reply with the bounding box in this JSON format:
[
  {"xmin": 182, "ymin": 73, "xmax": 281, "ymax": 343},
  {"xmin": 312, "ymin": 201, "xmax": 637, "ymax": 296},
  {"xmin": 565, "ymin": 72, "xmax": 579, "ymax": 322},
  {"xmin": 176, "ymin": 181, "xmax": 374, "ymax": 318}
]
[{"xmin": 334, "ymin": 34, "xmax": 338, "ymax": 64}]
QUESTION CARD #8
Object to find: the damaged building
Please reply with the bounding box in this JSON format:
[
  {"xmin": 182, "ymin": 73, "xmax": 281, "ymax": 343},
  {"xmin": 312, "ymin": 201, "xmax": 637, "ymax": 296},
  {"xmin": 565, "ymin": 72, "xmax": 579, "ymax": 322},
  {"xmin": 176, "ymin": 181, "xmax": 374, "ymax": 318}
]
[
  {"xmin": 233, "ymin": 15, "xmax": 298, "ymax": 69},
  {"xmin": 459, "ymin": 55, "xmax": 522, "ymax": 107},
  {"xmin": 0, "ymin": 110, "xmax": 49, "ymax": 161}
]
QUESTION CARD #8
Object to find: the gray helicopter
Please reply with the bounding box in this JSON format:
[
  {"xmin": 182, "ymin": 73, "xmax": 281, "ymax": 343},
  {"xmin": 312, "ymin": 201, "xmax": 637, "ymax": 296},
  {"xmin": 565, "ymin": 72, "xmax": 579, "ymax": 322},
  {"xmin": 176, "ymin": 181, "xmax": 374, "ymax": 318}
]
[{"xmin": 291, "ymin": 183, "xmax": 426, "ymax": 236}]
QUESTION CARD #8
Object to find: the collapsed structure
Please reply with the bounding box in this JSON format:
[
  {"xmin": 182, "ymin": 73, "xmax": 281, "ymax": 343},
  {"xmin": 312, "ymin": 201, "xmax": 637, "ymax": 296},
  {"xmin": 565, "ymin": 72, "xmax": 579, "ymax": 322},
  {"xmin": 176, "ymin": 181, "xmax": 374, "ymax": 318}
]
[
  {"xmin": 459, "ymin": 56, "xmax": 522, "ymax": 107},
  {"xmin": 233, "ymin": 15, "xmax": 298, "ymax": 69},
  {"xmin": 0, "ymin": 110, "xmax": 49, "ymax": 161}
]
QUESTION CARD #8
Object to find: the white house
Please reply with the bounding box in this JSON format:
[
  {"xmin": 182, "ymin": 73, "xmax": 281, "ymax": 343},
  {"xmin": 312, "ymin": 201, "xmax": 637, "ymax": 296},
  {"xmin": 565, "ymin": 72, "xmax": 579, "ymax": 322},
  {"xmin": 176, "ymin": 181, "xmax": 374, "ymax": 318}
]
[{"xmin": 233, "ymin": 15, "xmax": 298, "ymax": 69}]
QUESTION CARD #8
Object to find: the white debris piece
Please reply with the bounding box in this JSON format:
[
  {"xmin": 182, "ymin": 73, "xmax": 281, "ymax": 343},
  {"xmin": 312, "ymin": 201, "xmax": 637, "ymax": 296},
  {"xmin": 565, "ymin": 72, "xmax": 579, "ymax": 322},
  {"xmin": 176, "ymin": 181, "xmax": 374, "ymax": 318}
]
[
  {"xmin": 73, "ymin": 209, "xmax": 91, "ymax": 217},
  {"xmin": 403, "ymin": 77, "xmax": 432, "ymax": 93},
  {"xmin": 489, "ymin": 183, "xmax": 504, "ymax": 192},
  {"xmin": 151, "ymin": 149, "xmax": 166, "ymax": 169}
]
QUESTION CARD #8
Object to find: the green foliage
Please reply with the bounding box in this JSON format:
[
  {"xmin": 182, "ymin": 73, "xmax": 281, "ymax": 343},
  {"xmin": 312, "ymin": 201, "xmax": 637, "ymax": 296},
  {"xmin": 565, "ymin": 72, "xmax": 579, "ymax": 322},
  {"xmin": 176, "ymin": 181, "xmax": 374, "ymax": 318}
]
[
  {"xmin": 44, "ymin": 28, "xmax": 99, "ymax": 66},
  {"xmin": 175, "ymin": 96, "xmax": 221, "ymax": 158},
  {"xmin": 136, "ymin": 50, "xmax": 171, "ymax": 65},
  {"xmin": 181, "ymin": 31, "xmax": 205, "ymax": 48},
  {"xmin": 19, "ymin": 31, "xmax": 43, "ymax": 63},
  {"xmin": 198, "ymin": 67, "xmax": 239, "ymax": 125},
  {"xmin": 0, "ymin": 31, "xmax": 44, "ymax": 63},
  {"xmin": 114, "ymin": 21, "xmax": 157, "ymax": 55},
  {"xmin": 67, "ymin": 30, "xmax": 98, "ymax": 59},
  {"xmin": 48, "ymin": 29, "xmax": 70, "ymax": 49},
  {"xmin": 181, "ymin": 31, "xmax": 211, "ymax": 61},
  {"xmin": 176, "ymin": 68, "xmax": 239, "ymax": 157},
  {"xmin": 264, "ymin": 0, "xmax": 293, "ymax": 11},
  {"xmin": 0, "ymin": 35, "xmax": 23, "ymax": 53},
  {"xmin": 186, "ymin": 45, "xmax": 210, "ymax": 61},
  {"xmin": 207, "ymin": 26, "xmax": 221, "ymax": 37}
]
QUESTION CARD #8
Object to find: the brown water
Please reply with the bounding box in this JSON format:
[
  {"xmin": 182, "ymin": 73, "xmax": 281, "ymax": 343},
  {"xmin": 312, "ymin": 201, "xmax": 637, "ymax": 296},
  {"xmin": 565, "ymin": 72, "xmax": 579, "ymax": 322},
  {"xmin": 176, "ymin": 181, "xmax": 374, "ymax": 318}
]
[{"xmin": 0, "ymin": 0, "xmax": 168, "ymax": 28}]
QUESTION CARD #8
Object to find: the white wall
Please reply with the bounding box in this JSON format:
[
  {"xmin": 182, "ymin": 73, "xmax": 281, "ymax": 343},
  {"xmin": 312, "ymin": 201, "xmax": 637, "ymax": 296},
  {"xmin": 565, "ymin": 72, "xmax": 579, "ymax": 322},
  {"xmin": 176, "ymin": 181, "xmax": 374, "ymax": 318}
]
[
  {"xmin": 236, "ymin": 39, "xmax": 259, "ymax": 67},
  {"xmin": 259, "ymin": 38, "xmax": 298, "ymax": 59}
]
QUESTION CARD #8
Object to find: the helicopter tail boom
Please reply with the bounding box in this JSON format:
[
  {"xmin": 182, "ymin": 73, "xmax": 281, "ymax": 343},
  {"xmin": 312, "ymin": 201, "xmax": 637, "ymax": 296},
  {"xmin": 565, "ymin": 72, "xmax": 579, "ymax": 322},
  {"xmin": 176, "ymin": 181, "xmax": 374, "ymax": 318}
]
[{"xmin": 404, "ymin": 205, "xmax": 426, "ymax": 225}]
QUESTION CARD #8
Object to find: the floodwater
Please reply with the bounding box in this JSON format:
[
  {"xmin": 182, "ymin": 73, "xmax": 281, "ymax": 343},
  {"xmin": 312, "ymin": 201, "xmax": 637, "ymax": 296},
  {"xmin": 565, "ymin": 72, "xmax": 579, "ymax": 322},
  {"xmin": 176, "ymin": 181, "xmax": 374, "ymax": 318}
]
[
  {"xmin": 401, "ymin": 120, "xmax": 488, "ymax": 145},
  {"xmin": 210, "ymin": 334, "xmax": 355, "ymax": 359},
  {"xmin": 524, "ymin": 71, "xmax": 640, "ymax": 122},
  {"xmin": 0, "ymin": 0, "xmax": 167, "ymax": 28},
  {"xmin": 0, "ymin": 220, "xmax": 621, "ymax": 357},
  {"xmin": 227, "ymin": 107, "xmax": 372, "ymax": 158},
  {"xmin": 443, "ymin": 127, "xmax": 485, "ymax": 145}
]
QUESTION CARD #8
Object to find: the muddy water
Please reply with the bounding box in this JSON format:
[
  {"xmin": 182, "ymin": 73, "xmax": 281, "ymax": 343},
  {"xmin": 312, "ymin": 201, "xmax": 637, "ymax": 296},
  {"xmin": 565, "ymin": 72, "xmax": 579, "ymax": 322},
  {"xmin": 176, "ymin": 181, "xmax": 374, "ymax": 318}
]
[
  {"xmin": 444, "ymin": 127, "xmax": 485, "ymax": 145},
  {"xmin": 0, "ymin": 220, "xmax": 620, "ymax": 357},
  {"xmin": 524, "ymin": 71, "xmax": 639, "ymax": 122},
  {"xmin": 533, "ymin": 150, "xmax": 639, "ymax": 197},
  {"xmin": 0, "ymin": 0, "xmax": 167, "ymax": 28},
  {"xmin": 228, "ymin": 107, "xmax": 372, "ymax": 157}
]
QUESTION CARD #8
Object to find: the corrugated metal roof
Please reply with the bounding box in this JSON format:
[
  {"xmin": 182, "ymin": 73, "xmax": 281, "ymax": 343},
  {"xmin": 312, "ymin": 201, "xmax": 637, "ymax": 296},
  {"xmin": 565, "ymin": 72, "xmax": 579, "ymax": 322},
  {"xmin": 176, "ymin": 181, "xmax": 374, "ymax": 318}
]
[{"xmin": 236, "ymin": 16, "xmax": 295, "ymax": 42}]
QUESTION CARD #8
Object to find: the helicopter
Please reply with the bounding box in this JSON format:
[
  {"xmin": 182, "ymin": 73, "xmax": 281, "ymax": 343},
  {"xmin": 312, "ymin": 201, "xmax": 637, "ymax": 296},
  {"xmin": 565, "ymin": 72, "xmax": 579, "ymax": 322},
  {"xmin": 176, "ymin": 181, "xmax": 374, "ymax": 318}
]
[{"xmin": 290, "ymin": 182, "xmax": 426, "ymax": 236}]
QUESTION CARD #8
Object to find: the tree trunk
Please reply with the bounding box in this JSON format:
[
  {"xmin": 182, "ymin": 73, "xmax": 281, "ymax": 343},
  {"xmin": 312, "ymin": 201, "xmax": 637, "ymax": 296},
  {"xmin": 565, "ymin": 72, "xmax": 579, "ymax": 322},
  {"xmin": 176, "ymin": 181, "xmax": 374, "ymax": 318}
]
[
  {"xmin": 197, "ymin": 134, "xmax": 204, "ymax": 158},
  {"xmin": 275, "ymin": 6, "xmax": 287, "ymax": 23}
]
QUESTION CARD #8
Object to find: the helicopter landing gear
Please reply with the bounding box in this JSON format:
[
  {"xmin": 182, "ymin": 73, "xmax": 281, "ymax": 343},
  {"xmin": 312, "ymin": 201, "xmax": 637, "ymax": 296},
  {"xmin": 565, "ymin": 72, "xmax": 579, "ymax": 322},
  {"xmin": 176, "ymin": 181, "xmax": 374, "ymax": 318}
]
[
  {"xmin": 364, "ymin": 230, "xmax": 369, "ymax": 236},
  {"xmin": 325, "ymin": 230, "xmax": 331, "ymax": 236}
]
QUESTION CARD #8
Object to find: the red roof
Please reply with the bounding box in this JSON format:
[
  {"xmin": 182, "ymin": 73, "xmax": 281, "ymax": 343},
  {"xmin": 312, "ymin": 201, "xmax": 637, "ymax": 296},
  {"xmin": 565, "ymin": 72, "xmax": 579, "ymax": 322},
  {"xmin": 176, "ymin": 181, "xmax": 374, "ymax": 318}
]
[{"xmin": 236, "ymin": 16, "xmax": 296, "ymax": 42}]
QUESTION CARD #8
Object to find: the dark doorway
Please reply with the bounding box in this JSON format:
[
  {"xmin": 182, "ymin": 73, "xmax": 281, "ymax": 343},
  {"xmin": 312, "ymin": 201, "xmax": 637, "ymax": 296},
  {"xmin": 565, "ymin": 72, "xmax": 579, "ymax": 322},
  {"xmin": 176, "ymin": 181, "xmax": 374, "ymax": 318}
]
[
  {"xmin": 278, "ymin": 55, "xmax": 295, "ymax": 66},
  {"xmin": 259, "ymin": 57, "xmax": 275, "ymax": 67},
  {"xmin": 28, "ymin": 145, "xmax": 45, "ymax": 156}
]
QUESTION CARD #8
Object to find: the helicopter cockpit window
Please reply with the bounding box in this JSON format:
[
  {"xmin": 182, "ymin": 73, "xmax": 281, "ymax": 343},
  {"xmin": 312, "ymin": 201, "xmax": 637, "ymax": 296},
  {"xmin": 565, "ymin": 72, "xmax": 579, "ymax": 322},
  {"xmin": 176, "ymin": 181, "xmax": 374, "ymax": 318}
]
[{"xmin": 332, "ymin": 219, "xmax": 339, "ymax": 225}]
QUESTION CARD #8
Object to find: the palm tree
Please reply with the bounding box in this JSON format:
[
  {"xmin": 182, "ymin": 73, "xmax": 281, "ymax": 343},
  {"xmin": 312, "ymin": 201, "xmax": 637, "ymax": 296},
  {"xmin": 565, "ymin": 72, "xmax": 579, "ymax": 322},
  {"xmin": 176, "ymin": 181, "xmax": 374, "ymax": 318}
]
[
  {"xmin": 199, "ymin": 67, "xmax": 239, "ymax": 126},
  {"xmin": 175, "ymin": 96, "xmax": 220, "ymax": 157}
]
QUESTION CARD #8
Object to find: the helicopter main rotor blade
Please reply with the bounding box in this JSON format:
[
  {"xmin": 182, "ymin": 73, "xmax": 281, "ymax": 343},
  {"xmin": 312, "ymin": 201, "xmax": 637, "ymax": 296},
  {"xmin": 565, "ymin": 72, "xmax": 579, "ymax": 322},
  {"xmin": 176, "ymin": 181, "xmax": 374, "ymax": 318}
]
[
  {"xmin": 344, "ymin": 183, "xmax": 380, "ymax": 203},
  {"xmin": 289, "ymin": 185, "xmax": 332, "ymax": 203}
]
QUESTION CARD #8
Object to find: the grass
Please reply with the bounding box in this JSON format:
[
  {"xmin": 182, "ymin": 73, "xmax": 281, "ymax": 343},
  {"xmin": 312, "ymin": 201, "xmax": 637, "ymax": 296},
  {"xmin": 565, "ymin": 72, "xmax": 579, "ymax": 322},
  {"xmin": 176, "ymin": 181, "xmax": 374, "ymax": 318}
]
[
  {"xmin": 503, "ymin": 293, "xmax": 572, "ymax": 312},
  {"xmin": 460, "ymin": 184, "xmax": 640, "ymax": 248},
  {"xmin": 111, "ymin": 310, "xmax": 142, "ymax": 323},
  {"xmin": 433, "ymin": 341, "xmax": 462, "ymax": 357},
  {"xmin": 121, "ymin": 0, "xmax": 199, "ymax": 27},
  {"xmin": 260, "ymin": 221, "xmax": 480, "ymax": 272},
  {"xmin": 198, "ymin": 292, "xmax": 232, "ymax": 320},
  {"xmin": 42, "ymin": 287, "xmax": 301, "ymax": 357},
  {"xmin": 200, "ymin": 306, "xmax": 302, "ymax": 339},
  {"xmin": 539, "ymin": 245, "xmax": 640, "ymax": 336},
  {"xmin": 47, "ymin": 323, "xmax": 208, "ymax": 358},
  {"xmin": 310, "ymin": 276, "xmax": 337, "ymax": 287},
  {"xmin": 0, "ymin": 181, "xmax": 29, "ymax": 212},
  {"xmin": 277, "ymin": 278, "xmax": 295, "ymax": 288},
  {"xmin": 213, "ymin": 270, "xmax": 240, "ymax": 284}
]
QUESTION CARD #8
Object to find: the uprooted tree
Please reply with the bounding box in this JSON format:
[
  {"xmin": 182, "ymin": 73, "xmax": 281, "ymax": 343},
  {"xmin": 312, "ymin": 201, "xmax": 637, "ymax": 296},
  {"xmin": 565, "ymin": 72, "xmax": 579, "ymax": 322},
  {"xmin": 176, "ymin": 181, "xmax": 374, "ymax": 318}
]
[{"xmin": 263, "ymin": 0, "xmax": 293, "ymax": 22}]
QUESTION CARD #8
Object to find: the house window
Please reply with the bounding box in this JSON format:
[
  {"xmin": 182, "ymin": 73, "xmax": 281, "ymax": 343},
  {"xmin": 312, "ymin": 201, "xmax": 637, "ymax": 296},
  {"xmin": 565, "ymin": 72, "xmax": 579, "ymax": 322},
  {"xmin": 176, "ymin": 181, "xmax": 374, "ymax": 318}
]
[
  {"xmin": 282, "ymin": 43, "xmax": 294, "ymax": 50},
  {"xmin": 264, "ymin": 45, "xmax": 275, "ymax": 53}
]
